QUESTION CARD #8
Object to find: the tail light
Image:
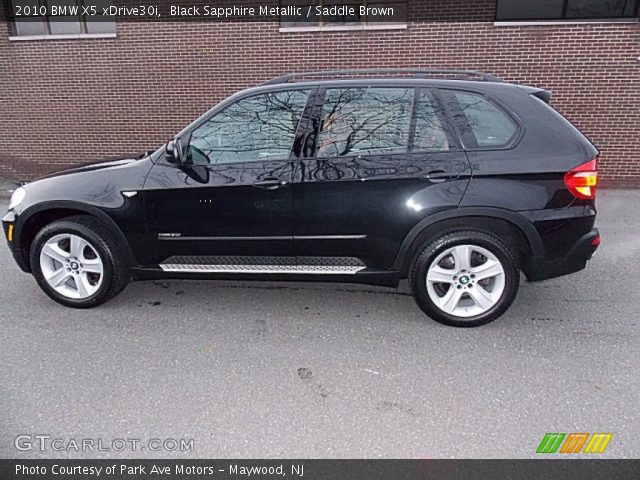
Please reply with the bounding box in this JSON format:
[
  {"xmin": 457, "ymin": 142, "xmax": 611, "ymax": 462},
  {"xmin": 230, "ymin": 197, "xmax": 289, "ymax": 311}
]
[{"xmin": 564, "ymin": 158, "xmax": 598, "ymax": 200}]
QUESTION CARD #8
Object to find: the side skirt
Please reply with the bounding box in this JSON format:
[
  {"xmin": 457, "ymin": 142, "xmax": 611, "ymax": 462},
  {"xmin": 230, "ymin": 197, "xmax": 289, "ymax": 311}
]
[
  {"xmin": 159, "ymin": 257, "xmax": 367, "ymax": 275},
  {"xmin": 129, "ymin": 269, "xmax": 400, "ymax": 288},
  {"xmin": 130, "ymin": 256, "xmax": 401, "ymax": 287}
]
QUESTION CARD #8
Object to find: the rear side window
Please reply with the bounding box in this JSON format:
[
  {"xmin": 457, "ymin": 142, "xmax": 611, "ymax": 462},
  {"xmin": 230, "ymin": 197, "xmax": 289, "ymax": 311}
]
[
  {"xmin": 315, "ymin": 87, "xmax": 414, "ymax": 158},
  {"xmin": 413, "ymin": 90, "xmax": 454, "ymax": 152},
  {"xmin": 444, "ymin": 90, "xmax": 517, "ymax": 149}
]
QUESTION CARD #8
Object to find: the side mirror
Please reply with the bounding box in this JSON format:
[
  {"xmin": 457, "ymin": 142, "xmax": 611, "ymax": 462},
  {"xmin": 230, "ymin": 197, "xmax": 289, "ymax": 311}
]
[{"xmin": 165, "ymin": 138, "xmax": 184, "ymax": 164}]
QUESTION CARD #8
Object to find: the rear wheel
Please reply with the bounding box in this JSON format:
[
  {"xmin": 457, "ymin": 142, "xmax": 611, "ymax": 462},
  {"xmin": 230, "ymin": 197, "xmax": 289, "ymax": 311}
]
[
  {"xmin": 30, "ymin": 216, "xmax": 129, "ymax": 308},
  {"xmin": 410, "ymin": 231, "xmax": 519, "ymax": 327}
]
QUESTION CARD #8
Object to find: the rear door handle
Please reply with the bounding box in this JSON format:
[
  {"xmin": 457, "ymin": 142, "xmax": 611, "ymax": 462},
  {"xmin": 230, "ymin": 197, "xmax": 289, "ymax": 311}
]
[
  {"xmin": 422, "ymin": 169, "xmax": 459, "ymax": 183},
  {"xmin": 253, "ymin": 177, "xmax": 287, "ymax": 190}
]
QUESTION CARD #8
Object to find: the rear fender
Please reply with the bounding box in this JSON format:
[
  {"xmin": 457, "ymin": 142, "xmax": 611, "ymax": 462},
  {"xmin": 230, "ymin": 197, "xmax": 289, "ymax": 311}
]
[{"xmin": 393, "ymin": 207, "xmax": 544, "ymax": 275}]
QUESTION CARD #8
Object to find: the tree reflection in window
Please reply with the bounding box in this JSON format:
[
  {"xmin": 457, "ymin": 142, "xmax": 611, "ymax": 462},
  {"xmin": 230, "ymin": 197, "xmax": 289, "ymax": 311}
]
[
  {"xmin": 567, "ymin": 0, "xmax": 637, "ymax": 18},
  {"xmin": 496, "ymin": 0, "xmax": 638, "ymax": 20},
  {"xmin": 187, "ymin": 90, "xmax": 310, "ymax": 165},
  {"xmin": 413, "ymin": 91, "xmax": 451, "ymax": 152},
  {"xmin": 315, "ymin": 88, "xmax": 414, "ymax": 158},
  {"xmin": 449, "ymin": 91, "xmax": 516, "ymax": 148}
]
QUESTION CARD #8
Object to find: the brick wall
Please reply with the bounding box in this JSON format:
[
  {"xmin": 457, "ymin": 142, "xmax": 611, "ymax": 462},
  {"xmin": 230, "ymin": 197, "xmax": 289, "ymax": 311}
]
[{"xmin": 1, "ymin": 0, "xmax": 639, "ymax": 185}]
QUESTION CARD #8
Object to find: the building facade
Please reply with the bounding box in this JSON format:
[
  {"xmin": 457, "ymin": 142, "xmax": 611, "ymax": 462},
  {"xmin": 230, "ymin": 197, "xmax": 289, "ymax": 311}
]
[{"xmin": 1, "ymin": 0, "xmax": 638, "ymax": 185}]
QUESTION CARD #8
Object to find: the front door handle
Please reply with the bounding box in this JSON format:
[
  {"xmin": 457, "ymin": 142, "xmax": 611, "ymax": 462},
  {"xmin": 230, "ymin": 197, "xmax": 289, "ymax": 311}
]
[
  {"xmin": 253, "ymin": 177, "xmax": 287, "ymax": 190},
  {"xmin": 421, "ymin": 169, "xmax": 459, "ymax": 183}
]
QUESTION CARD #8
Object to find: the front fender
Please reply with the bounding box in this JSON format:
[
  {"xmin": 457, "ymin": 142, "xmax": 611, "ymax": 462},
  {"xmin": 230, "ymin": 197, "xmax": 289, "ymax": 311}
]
[{"xmin": 12, "ymin": 200, "xmax": 139, "ymax": 272}]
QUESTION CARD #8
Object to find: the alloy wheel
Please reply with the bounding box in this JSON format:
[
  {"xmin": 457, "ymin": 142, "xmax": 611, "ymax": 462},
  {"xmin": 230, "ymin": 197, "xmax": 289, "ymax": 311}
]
[
  {"xmin": 426, "ymin": 244, "xmax": 506, "ymax": 318},
  {"xmin": 39, "ymin": 233, "xmax": 104, "ymax": 299}
]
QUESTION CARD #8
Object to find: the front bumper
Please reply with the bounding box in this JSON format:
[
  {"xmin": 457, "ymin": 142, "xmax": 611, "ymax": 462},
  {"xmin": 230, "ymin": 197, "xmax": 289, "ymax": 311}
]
[
  {"xmin": 2, "ymin": 211, "xmax": 29, "ymax": 272},
  {"xmin": 528, "ymin": 228, "xmax": 600, "ymax": 282}
]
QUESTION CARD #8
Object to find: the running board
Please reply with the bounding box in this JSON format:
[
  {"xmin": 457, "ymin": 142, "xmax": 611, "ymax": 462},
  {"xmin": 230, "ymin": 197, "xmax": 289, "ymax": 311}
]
[{"xmin": 159, "ymin": 256, "xmax": 366, "ymax": 275}]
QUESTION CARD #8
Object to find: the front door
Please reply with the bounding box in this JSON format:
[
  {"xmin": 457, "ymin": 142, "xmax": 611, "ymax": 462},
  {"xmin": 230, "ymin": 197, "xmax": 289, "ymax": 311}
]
[
  {"xmin": 292, "ymin": 86, "xmax": 471, "ymax": 270},
  {"xmin": 143, "ymin": 88, "xmax": 312, "ymax": 264}
]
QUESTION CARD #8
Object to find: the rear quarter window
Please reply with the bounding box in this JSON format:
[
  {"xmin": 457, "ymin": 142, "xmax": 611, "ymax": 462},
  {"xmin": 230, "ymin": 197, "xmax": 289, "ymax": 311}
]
[{"xmin": 443, "ymin": 90, "xmax": 518, "ymax": 149}]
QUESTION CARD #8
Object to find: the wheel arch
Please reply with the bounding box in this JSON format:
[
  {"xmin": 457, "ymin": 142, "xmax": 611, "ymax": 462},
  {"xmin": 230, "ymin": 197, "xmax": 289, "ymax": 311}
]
[
  {"xmin": 16, "ymin": 201, "xmax": 136, "ymax": 273},
  {"xmin": 393, "ymin": 207, "xmax": 544, "ymax": 277}
]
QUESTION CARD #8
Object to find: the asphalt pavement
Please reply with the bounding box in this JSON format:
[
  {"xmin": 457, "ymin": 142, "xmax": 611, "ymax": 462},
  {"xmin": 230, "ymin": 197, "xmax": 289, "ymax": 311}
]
[{"xmin": 0, "ymin": 190, "xmax": 638, "ymax": 459}]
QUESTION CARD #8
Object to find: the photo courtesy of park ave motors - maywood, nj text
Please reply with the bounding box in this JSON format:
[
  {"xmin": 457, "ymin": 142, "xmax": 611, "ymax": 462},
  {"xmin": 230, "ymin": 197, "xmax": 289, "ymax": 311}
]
[{"xmin": 0, "ymin": 0, "xmax": 639, "ymax": 477}]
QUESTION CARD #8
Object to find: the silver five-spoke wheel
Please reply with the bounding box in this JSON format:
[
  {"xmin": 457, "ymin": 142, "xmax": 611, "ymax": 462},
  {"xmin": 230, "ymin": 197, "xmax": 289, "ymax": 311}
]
[
  {"xmin": 39, "ymin": 233, "xmax": 104, "ymax": 300},
  {"xmin": 426, "ymin": 244, "xmax": 505, "ymax": 318}
]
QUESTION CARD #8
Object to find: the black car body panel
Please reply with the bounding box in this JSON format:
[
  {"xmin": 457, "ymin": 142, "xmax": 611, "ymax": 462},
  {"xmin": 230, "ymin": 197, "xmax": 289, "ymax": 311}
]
[
  {"xmin": 3, "ymin": 75, "xmax": 600, "ymax": 292},
  {"xmin": 4, "ymin": 158, "xmax": 153, "ymax": 271},
  {"xmin": 291, "ymin": 151, "xmax": 471, "ymax": 269},
  {"xmin": 143, "ymin": 159, "xmax": 296, "ymax": 262}
]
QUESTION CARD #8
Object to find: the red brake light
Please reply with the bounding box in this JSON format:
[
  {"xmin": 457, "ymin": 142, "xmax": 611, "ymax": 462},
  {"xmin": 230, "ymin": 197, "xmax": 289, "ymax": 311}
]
[{"xmin": 564, "ymin": 158, "xmax": 598, "ymax": 200}]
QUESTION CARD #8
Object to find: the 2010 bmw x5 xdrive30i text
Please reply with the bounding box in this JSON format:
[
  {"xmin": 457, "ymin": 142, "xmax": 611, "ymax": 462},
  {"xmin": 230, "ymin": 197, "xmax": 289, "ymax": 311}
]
[{"xmin": 2, "ymin": 69, "xmax": 600, "ymax": 327}]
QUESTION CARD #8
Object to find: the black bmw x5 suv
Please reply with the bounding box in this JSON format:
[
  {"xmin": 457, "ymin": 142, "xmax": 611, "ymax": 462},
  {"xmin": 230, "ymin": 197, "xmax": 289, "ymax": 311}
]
[{"xmin": 3, "ymin": 69, "xmax": 600, "ymax": 327}]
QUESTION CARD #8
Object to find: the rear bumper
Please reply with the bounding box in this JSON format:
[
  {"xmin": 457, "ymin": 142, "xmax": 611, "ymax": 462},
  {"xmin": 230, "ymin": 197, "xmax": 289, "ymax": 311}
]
[{"xmin": 527, "ymin": 228, "xmax": 600, "ymax": 282}]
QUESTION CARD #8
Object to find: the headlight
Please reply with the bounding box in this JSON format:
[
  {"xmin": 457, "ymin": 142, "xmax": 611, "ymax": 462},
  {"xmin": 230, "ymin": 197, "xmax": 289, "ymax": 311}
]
[{"xmin": 9, "ymin": 187, "xmax": 26, "ymax": 210}]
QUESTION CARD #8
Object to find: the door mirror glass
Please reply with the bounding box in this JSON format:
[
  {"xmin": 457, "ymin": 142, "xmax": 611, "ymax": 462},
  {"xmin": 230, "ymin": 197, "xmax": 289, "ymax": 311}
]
[{"xmin": 165, "ymin": 138, "xmax": 184, "ymax": 164}]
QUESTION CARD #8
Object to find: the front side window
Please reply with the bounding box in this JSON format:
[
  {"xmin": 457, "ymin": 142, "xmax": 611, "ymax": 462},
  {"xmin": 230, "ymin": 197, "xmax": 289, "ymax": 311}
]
[
  {"xmin": 496, "ymin": 0, "xmax": 639, "ymax": 20},
  {"xmin": 10, "ymin": 0, "xmax": 116, "ymax": 37},
  {"xmin": 315, "ymin": 87, "xmax": 414, "ymax": 158},
  {"xmin": 444, "ymin": 91, "xmax": 517, "ymax": 149},
  {"xmin": 187, "ymin": 90, "xmax": 310, "ymax": 165}
]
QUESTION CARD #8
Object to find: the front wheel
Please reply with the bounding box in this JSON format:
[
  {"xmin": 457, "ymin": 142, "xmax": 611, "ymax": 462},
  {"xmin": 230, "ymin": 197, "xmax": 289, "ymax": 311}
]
[
  {"xmin": 30, "ymin": 216, "xmax": 129, "ymax": 308},
  {"xmin": 410, "ymin": 231, "xmax": 520, "ymax": 327}
]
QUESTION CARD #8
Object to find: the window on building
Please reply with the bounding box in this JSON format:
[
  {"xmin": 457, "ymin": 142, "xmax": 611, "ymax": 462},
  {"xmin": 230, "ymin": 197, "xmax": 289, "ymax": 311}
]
[
  {"xmin": 315, "ymin": 87, "xmax": 414, "ymax": 158},
  {"xmin": 9, "ymin": 0, "xmax": 116, "ymax": 37},
  {"xmin": 443, "ymin": 91, "xmax": 517, "ymax": 149},
  {"xmin": 280, "ymin": 0, "xmax": 408, "ymax": 29},
  {"xmin": 186, "ymin": 90, "xmax": 310, "ymax": 166},
  {"xmin": 496, "ymin": 0, "xmax": 639, "ymax": 21}
]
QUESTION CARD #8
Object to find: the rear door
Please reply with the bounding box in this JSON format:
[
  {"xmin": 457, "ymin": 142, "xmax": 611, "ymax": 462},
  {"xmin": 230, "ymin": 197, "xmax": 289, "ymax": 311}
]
[{"xmin": 292, "ymin": 86, "xmax": 471, "ymax": 270}]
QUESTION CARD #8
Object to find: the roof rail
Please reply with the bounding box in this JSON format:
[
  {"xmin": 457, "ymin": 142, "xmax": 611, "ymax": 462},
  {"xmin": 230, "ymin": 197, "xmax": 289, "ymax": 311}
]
[{"xmin": 261, "ymin": 68, "xmax": 504, "ymax": 86}]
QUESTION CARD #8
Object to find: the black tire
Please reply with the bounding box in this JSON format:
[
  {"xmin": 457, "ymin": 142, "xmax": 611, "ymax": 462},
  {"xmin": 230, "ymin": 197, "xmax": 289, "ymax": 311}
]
[
  {"xmin": 409, "ymin": 231, "xmax": 519, "ymax": 327},
  {"xmin": 30, "ymin": 215, "xmax": 129, "ymax": 308}
]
